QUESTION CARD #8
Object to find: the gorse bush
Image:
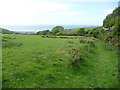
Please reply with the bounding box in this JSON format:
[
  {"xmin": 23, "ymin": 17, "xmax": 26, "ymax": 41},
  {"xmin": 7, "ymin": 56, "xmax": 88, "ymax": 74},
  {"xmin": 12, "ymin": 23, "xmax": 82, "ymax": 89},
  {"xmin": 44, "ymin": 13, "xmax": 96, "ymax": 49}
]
[
  {"xmin": 66, "ymin": 38, "xmax": 96, "ymax": 67},
  {"xmin": 68, "ymin": 48, "xmax": 85, "ymax": 67},
  {"xmin": 80, "ymin": 39, "xmax": 95, "ymax": 47}
]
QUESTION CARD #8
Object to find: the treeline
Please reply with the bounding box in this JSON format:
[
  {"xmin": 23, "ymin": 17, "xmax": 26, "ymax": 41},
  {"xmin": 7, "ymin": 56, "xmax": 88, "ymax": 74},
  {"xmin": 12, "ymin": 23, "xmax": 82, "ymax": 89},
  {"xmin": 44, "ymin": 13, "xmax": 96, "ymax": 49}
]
[
  {"xmin": 36, "ymin": 6, "xmax": 120, "ymax": 46},
  {"xmin": 36, "ymin": 26, "xmax": 102, "ymax": 38}
]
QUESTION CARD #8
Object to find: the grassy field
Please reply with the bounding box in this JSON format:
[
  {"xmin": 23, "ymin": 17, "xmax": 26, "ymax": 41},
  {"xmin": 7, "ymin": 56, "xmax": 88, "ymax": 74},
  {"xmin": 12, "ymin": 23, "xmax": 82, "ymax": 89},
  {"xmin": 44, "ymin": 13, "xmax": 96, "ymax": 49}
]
[
  {"xmin": 2, "ymin": 34, "xmax": 118, "ymax": 88},
  {"xmin": 69, "ymin": 27, "xmax": 97, "ymax": 31}
]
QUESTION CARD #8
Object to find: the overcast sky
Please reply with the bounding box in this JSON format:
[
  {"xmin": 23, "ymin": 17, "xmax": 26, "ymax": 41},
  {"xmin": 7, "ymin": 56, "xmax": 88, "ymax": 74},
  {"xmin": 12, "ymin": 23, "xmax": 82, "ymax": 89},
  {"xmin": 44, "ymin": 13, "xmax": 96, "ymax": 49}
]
[{"xmin": 0, "ymin": 0, "xmax": 119, "ymax": 25}]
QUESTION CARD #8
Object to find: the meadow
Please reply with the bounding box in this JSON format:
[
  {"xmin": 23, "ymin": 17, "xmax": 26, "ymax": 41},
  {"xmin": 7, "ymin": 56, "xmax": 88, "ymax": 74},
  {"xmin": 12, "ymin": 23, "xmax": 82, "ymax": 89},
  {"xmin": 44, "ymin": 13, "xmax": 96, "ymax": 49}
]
[{"xmin": 2, "ymin": 34, "xmax": 118, "ymax": 88}]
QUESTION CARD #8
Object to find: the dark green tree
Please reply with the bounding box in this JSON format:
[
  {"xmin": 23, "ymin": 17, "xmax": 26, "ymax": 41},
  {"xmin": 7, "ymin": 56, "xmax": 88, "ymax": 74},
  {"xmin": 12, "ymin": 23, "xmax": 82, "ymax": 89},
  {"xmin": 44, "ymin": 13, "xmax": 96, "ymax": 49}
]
[
  {"xmin": 51, "ymin": 26, "xmax": 64, "ymax": 35},
  {"xmin": 77, "ymin": 28, "xmax": 85, "ymax": 36},
  {"xmin": 36, "ymin": 30, "xmax": 50, "ymax": 35}
]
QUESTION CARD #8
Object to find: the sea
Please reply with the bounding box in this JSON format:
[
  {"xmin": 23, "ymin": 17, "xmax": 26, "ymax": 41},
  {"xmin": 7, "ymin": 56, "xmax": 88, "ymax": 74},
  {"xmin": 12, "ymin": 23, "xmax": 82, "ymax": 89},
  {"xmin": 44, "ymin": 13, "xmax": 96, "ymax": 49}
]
[{"xmin": 0, "ymin": 25, "xmax": 100, "ymax": 33}]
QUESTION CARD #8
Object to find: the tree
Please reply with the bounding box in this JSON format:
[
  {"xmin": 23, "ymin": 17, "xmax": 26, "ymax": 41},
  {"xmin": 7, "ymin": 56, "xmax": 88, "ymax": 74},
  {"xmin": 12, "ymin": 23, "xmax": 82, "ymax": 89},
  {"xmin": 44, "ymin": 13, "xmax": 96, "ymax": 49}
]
[
  {"xmin": 89, "ymin": 27, "xmax": 102, "ymax": 38},
  {"xmin": 36, "ymin": 30, "xmax": 50, "ymax": 35},
  {"xmin": 102, "ymin": 7, "xmax": 120, "ymax": 43},
  {"xmin": 77, "ymin": 28, "xmax": 85, "ymax": 36},
  {"xmin": 51, "ymin": 26, "xmax": 64, "ymax": 35}
]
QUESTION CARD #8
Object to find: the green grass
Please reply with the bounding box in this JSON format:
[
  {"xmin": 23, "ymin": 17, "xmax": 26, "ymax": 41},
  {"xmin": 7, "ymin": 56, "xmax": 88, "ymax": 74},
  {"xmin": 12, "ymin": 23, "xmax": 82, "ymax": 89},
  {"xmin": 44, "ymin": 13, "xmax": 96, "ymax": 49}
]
[
  {"xmin": 2, "ymin": 34, "xmax": 118, "ymax": 88},
  {"xmin": 69, "ymin": 27, "xmax": 97, "ymax": 31}
]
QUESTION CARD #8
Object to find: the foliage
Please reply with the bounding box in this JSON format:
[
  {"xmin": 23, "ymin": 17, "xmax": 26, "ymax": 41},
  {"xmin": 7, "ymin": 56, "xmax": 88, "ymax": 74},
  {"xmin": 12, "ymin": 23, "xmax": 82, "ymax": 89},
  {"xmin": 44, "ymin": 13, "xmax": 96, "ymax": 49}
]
[
  {"xmin": 77, "ymin": 28, "xmax": 85, "ymax": 36},
  {"xmin": 36, "ymin": 26, "xmax": 98, "ymax": 36},
  {"xmin": 103, "ymin": 7, "xmax": 120, "ymax": 28},
  {"xmin": 102, "ymin": 7, "xmax": 120, "ymax": 44},
  {"xmin": 68, "ymin": 48, "xmax": 85, "ymax": 67},
  {"xmin": 51, "ymin": 26, "xmax": 64, "ymax": 35},
  {"xmin": 89, "ymin": 27, "xmax": 102, "ymax": 38},
  {"xmin": 36, "ymin": 30, "xmax": 50, "ymax": 35}
]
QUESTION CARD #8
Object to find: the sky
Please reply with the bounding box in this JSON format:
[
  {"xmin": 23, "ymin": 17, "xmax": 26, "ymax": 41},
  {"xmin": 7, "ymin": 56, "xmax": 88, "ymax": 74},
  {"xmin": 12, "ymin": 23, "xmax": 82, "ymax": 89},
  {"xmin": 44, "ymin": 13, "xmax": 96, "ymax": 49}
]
[{"xmin": 0, "ymin": 0, "xmax": 119, "ymax": 26}]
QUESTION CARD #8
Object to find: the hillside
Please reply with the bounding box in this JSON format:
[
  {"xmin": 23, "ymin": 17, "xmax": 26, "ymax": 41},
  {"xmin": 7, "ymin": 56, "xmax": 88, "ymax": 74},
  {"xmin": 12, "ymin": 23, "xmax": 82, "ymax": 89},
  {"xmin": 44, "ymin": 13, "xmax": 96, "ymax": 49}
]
[
  {"xmin": 103, "ymin": 7, "xmax": 120, "ymax": 29},
  {"xmin": 101, "ymin": 6, "xmax": 120, "ymax": 44},
  {"xmin": 0, "ymin": 27, "xmax": 15, "ymax": 34},
  {"xmin": 36, "ymin": 26, "xmax": 99, "ymax": 36}
]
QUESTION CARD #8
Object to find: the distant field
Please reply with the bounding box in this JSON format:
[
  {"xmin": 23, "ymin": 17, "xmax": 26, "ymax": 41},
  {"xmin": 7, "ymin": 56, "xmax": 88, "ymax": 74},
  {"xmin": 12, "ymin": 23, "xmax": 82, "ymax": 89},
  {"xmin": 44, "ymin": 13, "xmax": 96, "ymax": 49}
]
[
  {"xmin": 2, "ymin": 34, "xmax": 118, "ymax": 88},
  {"xmin": 68, "ymin": 27, "xmax": 97, "ymax": 31},
  {"xmin": 60, "ymin": 27, "xmax": 98, "ymax": 35}
]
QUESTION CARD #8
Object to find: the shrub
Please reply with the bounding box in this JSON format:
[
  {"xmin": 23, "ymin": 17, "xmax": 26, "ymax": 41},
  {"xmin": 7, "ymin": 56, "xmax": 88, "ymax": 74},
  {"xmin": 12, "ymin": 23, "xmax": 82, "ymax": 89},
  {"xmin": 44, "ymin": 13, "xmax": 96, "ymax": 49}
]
[
  {"xmin": 2, "ymin": 39, "xmax": 7, "ymax": 42},
  {"xmin": 87, "ymin": 40, "xmax": 95, "ymax": 47},
  {"xmin": 68, "ymin": 48, "xmax": 85, "ymax": 67},
  {"xmin": 103, "ymin": 43, "xmax": 115, "ymax": 51},
  {"xmin": 79, "ymin": 39, "xmax": 86, "ymax": 43},
  {"xmin": 77, "ymin": 28, "xmax": 85, "ymax": 36},
  {"xmin": 51, "ymin": 26, "xmax": 64, "ymax": 35},
  {"xmin": 67, "ymin": 40, "xmax": 73, "ymax": 44},
  {"xmin": 41, "ymin": 35, "xmax": 45, "ymax": 38}
]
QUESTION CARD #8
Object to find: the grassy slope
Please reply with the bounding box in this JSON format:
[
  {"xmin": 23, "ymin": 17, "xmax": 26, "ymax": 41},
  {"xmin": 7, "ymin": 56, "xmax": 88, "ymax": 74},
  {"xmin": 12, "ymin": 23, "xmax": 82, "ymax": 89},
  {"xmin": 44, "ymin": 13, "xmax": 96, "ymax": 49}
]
[
  {"xmin": 70, "ymin": 27, "xmax": 97, "ymax": 30},
  {"xmin": 68, "ymin": 27, "xmax": 97, "ymax": 31},
  {"xmin": 2, "ymin": 35, "xmax": 118, "ymax": 88}
]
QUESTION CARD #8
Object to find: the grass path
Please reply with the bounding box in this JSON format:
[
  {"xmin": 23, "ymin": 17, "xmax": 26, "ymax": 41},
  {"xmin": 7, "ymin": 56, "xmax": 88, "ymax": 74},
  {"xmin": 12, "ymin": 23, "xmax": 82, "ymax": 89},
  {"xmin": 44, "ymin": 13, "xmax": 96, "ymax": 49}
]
[{"xmin": 91, "ymin": 41, "xmax": 118, "ymax": 88}]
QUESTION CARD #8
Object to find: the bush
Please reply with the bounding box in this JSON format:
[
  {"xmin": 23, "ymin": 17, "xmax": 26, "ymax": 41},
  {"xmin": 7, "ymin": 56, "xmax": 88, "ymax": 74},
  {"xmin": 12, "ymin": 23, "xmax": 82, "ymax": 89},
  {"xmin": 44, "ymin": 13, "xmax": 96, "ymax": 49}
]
[
  {"xmin": 51, "ymin": 26, "xmax": 64, "ymax": 35},
  {"xmin": 36, "ymin": 30, "xmax": 50, "ymax": 35},
  {"xmin": 41, "ymin": 35, "xmax": 45, "ymax": 38},
  {"xmin": 67, "ymin": 40, "xmax": 73, "ymax": 44},
  {"xmin": 87, "ymin": 40, "xmax": 95, "ymax": 47},
  {"xmin": 103, "ymin": 43, "xmax": 115, "ymax": 51},
  {"xmin": 77, "ymin": 28, "xmax": 85, "ymax": 36},
  {"xmin": 2, "ymin": 39, "xmax": 7, "ymax": 42},
  {"xmin": 80, "ymin": 39, "xmax": 86, "ymax": 43},
  {"xmin": 68, "ymin": 48, "xmax": 85, "ymax": 67}
]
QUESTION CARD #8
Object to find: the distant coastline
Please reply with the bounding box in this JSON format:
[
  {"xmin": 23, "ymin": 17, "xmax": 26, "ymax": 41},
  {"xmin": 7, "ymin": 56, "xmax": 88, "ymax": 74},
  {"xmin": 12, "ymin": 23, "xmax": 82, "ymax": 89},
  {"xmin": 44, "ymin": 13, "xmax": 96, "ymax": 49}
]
[{"xmin": 0, "ymin": 25, "xmax": 100, "ymax": 32}]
